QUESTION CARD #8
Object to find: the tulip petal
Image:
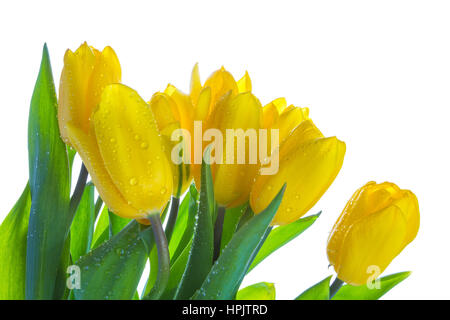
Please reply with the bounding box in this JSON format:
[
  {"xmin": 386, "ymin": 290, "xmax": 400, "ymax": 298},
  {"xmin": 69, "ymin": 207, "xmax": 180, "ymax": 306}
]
[
  {"xmin": 335, "ymin": 205, "xmax": 408, "ymax": 286},
  {"xmin": 211, "ymin": 92, "xmax": 262, "ymax": 207},
  {"xmin": 84, "ymin": 46, "xmax": 121, "ymax": 130},
  {"xmin": 190, "ymin": 63, "xmax": 202, "ymax": 105},
  {"xmin": 65, "ymin": 123, "xmax": 138, "ymax": 218},
  {"xmin": 251, "ymin": 129, "xmax": 346, "ymax": 225},
  {"xmin": 93, "ymin": 84, "xmax": 172, "ymax": 215},
  {"xmin": 204, "ymin": 67, "xmax": 239, "ymax": 116},
  {"xmin": 237, "ymin": 71, "xmax": 252, "ymax": 93},
  {"xmin": 58, "ymin": 43, "xmax": 97, "ymax": 143}
]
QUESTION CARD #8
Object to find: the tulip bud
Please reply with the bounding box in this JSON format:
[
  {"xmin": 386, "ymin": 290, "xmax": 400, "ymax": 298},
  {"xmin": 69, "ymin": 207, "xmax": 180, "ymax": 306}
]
[
  {"xmin": 188, "ymin": 65, "xmax": 260, "ymax": 207},
  {"xmin": 327, "ymin": 181, "xmax": 420, "ymax": 285},
  {"xmin": 58, "ymin": 42, "xmax": 121, "ymax": 146},
  {"xmin": 250, "ymin": 119, "xmax": 345, "ymax": 225},
  {"xmin": 58, "ymin": 43, "xmax": 172, "ymax": 222},
  {"xmin": 149, "ymin": 92, "xmax": 192, "ymax": 197}
]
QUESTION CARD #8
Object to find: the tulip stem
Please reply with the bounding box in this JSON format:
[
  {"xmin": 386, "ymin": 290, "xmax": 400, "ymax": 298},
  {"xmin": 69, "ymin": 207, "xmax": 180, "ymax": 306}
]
[
  {"xmin": 67, "ymin": 163, "xmax": 89, "ymax": 231},
  {"xmin": 164, "ymin": 196, "xmax": 180, "ymax": 245},
  {"xmin": 329, "ymin": 278, "xmax": 344, "ymax": 299},
  {"xmin": 213, "ymin": 206, "xmax": 226, "ymax": 261},
  {"xmin": 146, "ymin": 213, "xmax": 170, "ymax": 300}
]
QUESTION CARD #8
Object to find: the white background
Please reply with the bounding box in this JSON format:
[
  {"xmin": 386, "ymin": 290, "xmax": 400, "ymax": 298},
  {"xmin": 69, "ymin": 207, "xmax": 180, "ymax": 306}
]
[{"xmin": 0, "ymin": 0, "xmax": 449, "ymax": 300}]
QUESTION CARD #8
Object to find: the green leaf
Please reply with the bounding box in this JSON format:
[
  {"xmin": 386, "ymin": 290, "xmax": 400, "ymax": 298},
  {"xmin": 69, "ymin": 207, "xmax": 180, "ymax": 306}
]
[
  {"xmin": 174, "ymin": 151, "xmax": 215, "ymax": 299},
  {"xmin": 236, "ymin": 282, "xmax": 276, "ymax": 300},
  {"xmin": 220, "ymin": 203, "xmax": 248, "ymax": 251},
  {"xmin": 0, "ymin": 184, "xmax": 31, "ymax": 299},
  {"xmin": 332, "ymin": 272, "xmax": 411, "ymax": 300},
  {"xmin": 248, "ymin": 212, "xmax": 320, "ymax": 273},
  {"xmin": 70, "ymin": 183, "xmax": 95, "ymax": 263},
  {"xmin": 295, "ymin": 276, "xmax": 332, "ymax": 300},
  {"xmin": 26, "ymin": 44, "xmax": 71, "ymax": 300},
  {"xmin": 108, "ymin": 210, "xmax": 131, "ymax": 237},
  {"xmin": 91, "ymin": 205, "xmax": 109, "ymax": 249},
  {"xmin": 73, "ymin": 221, "xmax": 151, "ymax": 300},
  {"xmin": 169, "ymin": 184, "xmax": 198, "ymax": 262},
  {"xmin": 194, "ymin": 184, "xmax": 286, "ymax": 300}
]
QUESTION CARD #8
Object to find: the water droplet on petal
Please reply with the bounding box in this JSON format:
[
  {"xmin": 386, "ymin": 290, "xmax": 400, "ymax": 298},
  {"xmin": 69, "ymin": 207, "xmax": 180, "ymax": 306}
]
[{"xmin": 129, "ymin": 178, "xmax": 138, "ymax": 186}]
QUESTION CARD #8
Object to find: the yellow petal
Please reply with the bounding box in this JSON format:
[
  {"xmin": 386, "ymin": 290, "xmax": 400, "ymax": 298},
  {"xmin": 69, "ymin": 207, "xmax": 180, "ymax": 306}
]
[
  {"xmin": 149, "ymin": 92, "xmax": 179, "ymax": 131},
  {"xmin": 164, "ymin": 84, "xmax": 193, "ymax": 132},
  {"xmin": 333, "ymin": 205, "xmax": 408, "ymax": 285},
  {"xmin": 190, "ymin": 63, "xmax": 202, "ymax": 105},
  {"xmin": 58, "ymin": 43, "xmax": 97, "ymax": 144},
  {"xmin": 84, "ymin": 46, "xmax": 121, "ymax": 131},
  {"xmin": 212, "ymin": 92, "xmax": 262, "ymax": 207},
  {"xmin": 237, "ymin": 71, "xmax": 252, "ymax": 93},
  {"xmin": 392, "ymin": 190, "xmax": 420, "ymax": 245},
  {"xmin": 203, "ymin": 67, "xmax": 239, "ymax": 117},
  {"xmin": 194, "ymin": 87, "xmax": 211, "ymax": 121},
  {"xmin": 250, "ymin": 121, "xmax": 346, "ymax": 225},
  {"xmin": 93, "ymin": 84, "xmax": 172, "ymax": 215},
  {"xmin": 275, "ymin": 106, "xmax": 310, "ymax": 144},
  {"xmin": 65, "ymin": 123, "xmax": 138, "ymax": 218}
]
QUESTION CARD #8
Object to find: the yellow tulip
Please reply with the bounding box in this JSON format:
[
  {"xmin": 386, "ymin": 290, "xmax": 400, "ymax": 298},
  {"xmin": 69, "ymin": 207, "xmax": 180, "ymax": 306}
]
[
  {"xmin": 187, "ymin": 65, "xmax": 260, "ymax": 207},
  {"xmin": 148, "ymin": 90, "xmax": 192, "ymax": 197},
  {"xmin": 58, "ymin": 43, "xmax": 172, "ymax": 222},
  {"xmin": 250, "ymin": 119, "xmax": 346, "ymax": 225},
  {"xmin": 327, "ymin": 181, "xmax": 420, "ymax": 286},
  {"xmin": 58, "ymin": 42, "xmax": 121, "ymax": 146}
]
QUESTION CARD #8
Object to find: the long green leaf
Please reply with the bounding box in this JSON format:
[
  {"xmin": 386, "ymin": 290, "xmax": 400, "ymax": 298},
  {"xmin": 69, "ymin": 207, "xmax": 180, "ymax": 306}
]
[
  {"xmin": 26, "ymin": 44, "xmax": 71, "ymax": 300},
  {"xmin": 295, "ymin": 275, "xmax": 332, "ymax": 300},
  {"xmin": 0, "ymin": 184, "xmax": 31, "ymax": 299},
  {"xmin": 332, "ymin": 272, "xmax": 411, "ymax": 300},
  {"xmin": 73, "ymin": 221, "xmax": 151, "ymax": 300},
  {"xmin": 220, "ymin": 203, "xmax": 247, "ymax": 251},
  {"xmin": 194, "ymin": 184, "xmax": 286, "ymax": 300},
  {"xmin": 236, "ymin": 282, "xmax": 276, "ymax": 300},
  {"xmin": 70, "ymin": 182, "xmax": 95, "ymax": 263},
  {"xmin": 169, "ymin": 185, "xmax": 198, "ymax": 262},
  {"xmin": 248, "ymin": 212, "xmax": 320, "ymax": 273},
  {"xmin": 174, "ymin": 152, "xmax": 215, "ymax": 299}
]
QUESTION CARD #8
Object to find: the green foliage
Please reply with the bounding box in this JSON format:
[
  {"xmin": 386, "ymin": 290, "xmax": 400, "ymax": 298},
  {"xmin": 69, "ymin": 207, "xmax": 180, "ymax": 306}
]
[
  {"xmin": 193, "ymin": 185, "xmax": 286, "ymax": 300},
  {"xmin": 236, "ymin": 282, "xmax": 276, "ymax": 300},
  {"xmin": 26, "ymin": 44, "xmax": 71, "ymax": 300},
  {"xmin": 295, "ymin": 276, "xmax": 332, "ymax": 300},
  {"xmin": 248, "ymin": 212, "xmax": 320, "ymax": 272},
  {"xmin": 332, "ymin": 272, "xmax": 411, "ymax": 300},
  {"xmin": 0, "ymin": 185, "xmax": 31, "ymax": 299}
]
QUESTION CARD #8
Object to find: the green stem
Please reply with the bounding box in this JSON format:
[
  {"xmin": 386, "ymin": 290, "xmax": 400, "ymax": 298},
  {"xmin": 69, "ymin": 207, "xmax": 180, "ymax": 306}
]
[
  {"xmin": 213, "ymin": 206, "xmax": 226, "ymax": 261},
  {"xmin": 164, "ymin": 196, "xmax": 180, "ymax": 245},
  {"xmin": 329, "ymin": 278, "xmax": 344, "ymax": 299},
  {"xmin": 67, "ymin": 164, "xmax": 88, "ymax": 230},
  {"xmin": 94, "ymin": 196, "xmax": 103, "ymax": 220},
  {"xmin": 145, "ymin": 214, "xmax": 170, "ymax": 300}
]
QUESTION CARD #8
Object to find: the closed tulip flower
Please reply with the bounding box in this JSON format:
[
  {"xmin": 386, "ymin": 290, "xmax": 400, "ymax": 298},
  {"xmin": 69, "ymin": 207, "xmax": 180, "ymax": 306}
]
[
  {"xmin": 58, "ymin": 43, "xmax": 172, "ymax": 222},
  {"xmin": 327, "ymin": 181, "xmax": 420, "ymax": 286},
  {"xmin": 149, "ymin": 90, "xmax": 193, "ymax": 197},
  {"xmin": 250, "ymin": 119, "xmax": 345, "ymax": 225},
  {"xmin": 174, "ymin": 65, "xmax": 259, "ymax": 208}
]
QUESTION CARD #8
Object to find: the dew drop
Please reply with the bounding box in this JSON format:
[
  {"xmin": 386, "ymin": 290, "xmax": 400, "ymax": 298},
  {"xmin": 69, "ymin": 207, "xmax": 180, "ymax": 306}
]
[
  {"xmin": 140, "ymin": 142, "xmax": 148, "ymax": 149},
  {"xmin": 160, "ymin": 187, "xmax": 167, "ymax": 194},
  {"xmin": 129, "ymin": 178, "xmax": 138, "ymax": 186}
]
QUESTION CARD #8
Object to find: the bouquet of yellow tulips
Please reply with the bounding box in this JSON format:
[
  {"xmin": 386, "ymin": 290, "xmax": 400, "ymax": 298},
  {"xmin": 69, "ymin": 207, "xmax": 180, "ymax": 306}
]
[{"xmin": 0, "ymin": 43, "xmax": 420, "ymax": 300}]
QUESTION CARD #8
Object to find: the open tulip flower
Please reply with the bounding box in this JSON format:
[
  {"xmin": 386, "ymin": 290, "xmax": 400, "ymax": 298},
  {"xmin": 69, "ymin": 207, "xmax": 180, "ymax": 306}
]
[{"xmin": 0, "ymin": 42, "xmax": 420, "ymax": 301}]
